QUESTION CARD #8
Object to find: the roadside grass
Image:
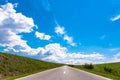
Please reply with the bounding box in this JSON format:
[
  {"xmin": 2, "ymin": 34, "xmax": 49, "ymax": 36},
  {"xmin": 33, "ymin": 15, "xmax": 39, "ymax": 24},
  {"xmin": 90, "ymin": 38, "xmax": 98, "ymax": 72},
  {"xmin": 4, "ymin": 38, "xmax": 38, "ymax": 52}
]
[
  {"xmin": 71, "ymin": 62, "xmax": 120, "ymax": 80},
  {"xmin": 0, "ymin": 52, "xmax": 63, "ymax": 80}
]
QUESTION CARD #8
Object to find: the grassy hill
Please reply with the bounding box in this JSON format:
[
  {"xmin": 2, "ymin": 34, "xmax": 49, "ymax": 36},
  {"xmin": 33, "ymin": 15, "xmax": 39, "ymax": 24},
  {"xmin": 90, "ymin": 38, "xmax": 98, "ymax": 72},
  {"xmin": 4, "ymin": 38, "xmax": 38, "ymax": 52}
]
[
  {"xmin": 0, "ymin": 52, "xmax": 63, "ymax": 80},
  {"xmin": 71, "ymin": 62, "xmax": 120, "ymax": 80}
]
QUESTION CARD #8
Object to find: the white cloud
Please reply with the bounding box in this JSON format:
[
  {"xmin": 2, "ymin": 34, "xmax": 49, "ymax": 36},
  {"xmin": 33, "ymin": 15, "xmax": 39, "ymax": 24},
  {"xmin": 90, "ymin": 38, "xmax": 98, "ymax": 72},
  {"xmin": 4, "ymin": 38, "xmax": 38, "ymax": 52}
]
[
  {"xmin": 55, "ymin": 26, "xmax": 65, "ymax": 35},
  {"xmin": 55, "ymin": 26, "xmax": 76, "ymax": 46},
  {"xmin": 64, "ymin": 35, "xmax": 76, "ymax": 46},
  {"xmin": 35, "ymin": 31, "xmax": 51, "ymax": 40},
  {"xmin": 0, "ymin": 3, "xmax": 41, "ymax": 55},
  {"xmin": 111, "ymin": 14, "xmax": 120, "ymax": 21},
  {"xmin": 112, "ymin": 53, "xmax": 120, "ymax": 62},
  {"xmin": 0, "ymin": 3, "xmax": 34, "ymax": 33},
  {"xmin": 40, "ymin": 43, "xmax": 105, "ymax": 64}
]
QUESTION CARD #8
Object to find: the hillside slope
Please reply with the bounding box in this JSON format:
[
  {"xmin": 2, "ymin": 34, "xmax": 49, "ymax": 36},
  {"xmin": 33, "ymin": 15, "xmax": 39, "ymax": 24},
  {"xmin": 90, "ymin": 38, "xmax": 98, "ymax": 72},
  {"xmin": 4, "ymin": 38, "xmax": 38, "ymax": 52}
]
[
  {"xmin": 72, "ymin": 62, "xmax": 120, "ymax": 80},
  {"xmin": 0, "ymin": 52, "xmax": 63, "ymax": 80}
]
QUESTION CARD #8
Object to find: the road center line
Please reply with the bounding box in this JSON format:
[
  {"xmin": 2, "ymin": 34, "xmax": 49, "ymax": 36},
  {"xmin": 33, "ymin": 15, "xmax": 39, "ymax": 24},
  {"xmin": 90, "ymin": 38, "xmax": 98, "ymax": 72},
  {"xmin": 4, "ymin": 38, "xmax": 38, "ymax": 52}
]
[{"xmin": 63, "ymin": 71, "xmax": 66, "ymax": 74}]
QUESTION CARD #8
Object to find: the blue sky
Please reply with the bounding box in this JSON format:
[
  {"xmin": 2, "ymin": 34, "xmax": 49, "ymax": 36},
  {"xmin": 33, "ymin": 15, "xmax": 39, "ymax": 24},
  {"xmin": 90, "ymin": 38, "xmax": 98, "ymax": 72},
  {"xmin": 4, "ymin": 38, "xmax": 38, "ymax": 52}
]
[{"xmin": 0, "ymin": 0, "xmax": 120, "ymax": 64}]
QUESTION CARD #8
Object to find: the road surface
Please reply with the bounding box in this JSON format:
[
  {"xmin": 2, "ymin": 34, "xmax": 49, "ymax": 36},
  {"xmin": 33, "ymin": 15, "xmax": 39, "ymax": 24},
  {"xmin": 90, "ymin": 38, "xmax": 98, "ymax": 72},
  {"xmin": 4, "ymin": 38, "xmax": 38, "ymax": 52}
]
[{"xmin": 16, "ymin": 66, "xmax": 111, "ymax": 80}]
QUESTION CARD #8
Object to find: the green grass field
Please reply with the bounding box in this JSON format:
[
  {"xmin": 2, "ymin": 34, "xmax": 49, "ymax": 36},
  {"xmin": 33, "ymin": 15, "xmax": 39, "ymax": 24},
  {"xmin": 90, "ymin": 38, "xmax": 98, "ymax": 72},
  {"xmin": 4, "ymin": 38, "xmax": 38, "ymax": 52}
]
[
  {"xmin": 72, "ymin": 62, "xmax": 120, "ymax": 80},
  {"xmin": 0, "ymin": 52, "xmax": 63, "ymax": 80}
]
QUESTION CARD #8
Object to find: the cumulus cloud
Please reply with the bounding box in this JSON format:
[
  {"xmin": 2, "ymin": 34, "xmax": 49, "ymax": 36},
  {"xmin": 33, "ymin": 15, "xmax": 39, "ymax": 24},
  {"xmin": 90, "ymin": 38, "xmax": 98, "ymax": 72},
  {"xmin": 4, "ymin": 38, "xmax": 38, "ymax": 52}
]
[
  {"xmin": 55, "ymin": 26, "xmax": 76, "ymax": 46},
  {"xmin": 35, "ymin": 31, "xmax": 51, "ymax": 40},
  {"xmin": 40, "ymin": 43, "xmax": 105, "ymax": 64},
  {"xmin": 0, "ymin": 3, "xmax": 34, "ymax": 33},
  {"xmin": 0, "ymin": 3, "xmax": 41, "ymax": 55},
  {"xmin": 111, "ymin": 14, "xmax": 120, "ymax": 21}
]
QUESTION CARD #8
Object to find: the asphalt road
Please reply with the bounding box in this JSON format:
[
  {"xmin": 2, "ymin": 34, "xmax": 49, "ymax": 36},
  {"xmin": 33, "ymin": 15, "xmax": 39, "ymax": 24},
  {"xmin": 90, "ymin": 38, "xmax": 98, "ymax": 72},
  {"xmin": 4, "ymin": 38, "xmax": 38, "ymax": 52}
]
[{"xmin": 16, "ymin": 66, "xmax": 111, "ymax": 80}]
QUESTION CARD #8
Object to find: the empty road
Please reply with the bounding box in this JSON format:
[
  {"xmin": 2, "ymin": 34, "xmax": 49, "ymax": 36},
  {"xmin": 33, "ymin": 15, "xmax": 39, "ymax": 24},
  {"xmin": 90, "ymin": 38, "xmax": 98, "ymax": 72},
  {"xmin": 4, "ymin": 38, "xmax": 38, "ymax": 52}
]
[{"xmin": 16, "ymin": 66, "xmax": 111, "ymax": 80}]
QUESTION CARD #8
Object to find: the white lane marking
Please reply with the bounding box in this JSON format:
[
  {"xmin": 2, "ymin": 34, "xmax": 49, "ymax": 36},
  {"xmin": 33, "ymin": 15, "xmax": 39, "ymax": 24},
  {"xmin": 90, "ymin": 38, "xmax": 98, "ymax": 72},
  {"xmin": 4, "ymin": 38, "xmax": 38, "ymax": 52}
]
[{"xmin": 63, "ymin": 71, "xmax": 66, "ymax": 74}]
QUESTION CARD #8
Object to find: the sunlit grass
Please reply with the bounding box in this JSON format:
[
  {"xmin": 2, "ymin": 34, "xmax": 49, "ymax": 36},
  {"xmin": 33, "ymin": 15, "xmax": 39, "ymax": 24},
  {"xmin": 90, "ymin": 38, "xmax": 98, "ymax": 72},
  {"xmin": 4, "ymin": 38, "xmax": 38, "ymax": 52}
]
[
  {"xmin": 72, "ymin": 62, "xmax": 120, "ymax": 80},
  {"xmin": 0, "ymin": 52, "xmax": 63, "ymax": 80}
]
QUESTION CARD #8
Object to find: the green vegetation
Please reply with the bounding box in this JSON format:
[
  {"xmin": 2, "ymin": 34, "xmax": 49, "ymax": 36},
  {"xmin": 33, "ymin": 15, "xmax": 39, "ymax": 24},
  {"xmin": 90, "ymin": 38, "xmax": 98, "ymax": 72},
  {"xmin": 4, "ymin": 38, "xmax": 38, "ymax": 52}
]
[
  {"xmin": 0, "ymin": 52, "xmax": 63, "ymax": 80},
  {"xmin": 72, "ymin": 62, "xmax": 120, "ymax": 80},
  {"xmin": 82, "ymin": 63, "xmax": 94, "ymax": 69}
]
